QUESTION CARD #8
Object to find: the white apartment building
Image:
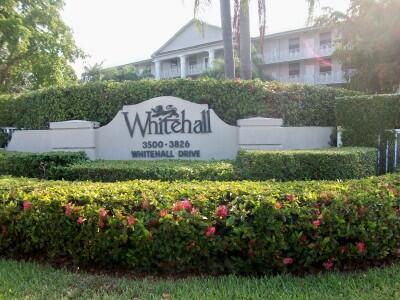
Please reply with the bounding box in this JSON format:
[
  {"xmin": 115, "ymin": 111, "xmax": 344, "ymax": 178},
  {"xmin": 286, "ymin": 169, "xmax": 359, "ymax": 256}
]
[{"xmin": 129, "ymin": 19, "xmax": 347, "ymax": 85}]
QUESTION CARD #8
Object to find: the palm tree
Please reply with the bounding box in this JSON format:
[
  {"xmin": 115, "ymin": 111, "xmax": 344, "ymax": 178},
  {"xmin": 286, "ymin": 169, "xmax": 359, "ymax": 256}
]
[
  {"xmin": 195, "ymin": 0, "xmax": 318, "ymax": 80},
  {"xmin": 195, "ymin": 0, "xmax": 235, "ymax": 78},
  {"xmin": 238, "ymin": 0, "xmax": 252, "ymax": 79},
  {"xmin": 220, "ymin": 0, "xmax": 236, "ymax": 78}
]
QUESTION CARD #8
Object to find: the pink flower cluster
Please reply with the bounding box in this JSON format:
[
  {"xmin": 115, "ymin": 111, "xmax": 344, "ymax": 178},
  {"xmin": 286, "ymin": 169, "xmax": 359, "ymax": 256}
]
[
  {"xmin": 23, "ymin": 201, "xmax": 32, "ymax": 211},
  {"xmin": 172, "ymin": 199, "xmax": 193, "ymax": 212}
]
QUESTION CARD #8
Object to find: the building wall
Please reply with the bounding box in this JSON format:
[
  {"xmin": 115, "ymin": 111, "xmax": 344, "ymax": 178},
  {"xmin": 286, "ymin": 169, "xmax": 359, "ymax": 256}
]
[{"xmin": 131, "ymin": 26, "xmax": 345, "ymax": 85}]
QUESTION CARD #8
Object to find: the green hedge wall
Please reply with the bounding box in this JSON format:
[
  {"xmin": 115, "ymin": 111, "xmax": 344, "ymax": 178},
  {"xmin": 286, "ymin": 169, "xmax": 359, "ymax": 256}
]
[
  {"xmin": 0, "ymin": 151, "xmax": 87, "ymax": 178},
  {"xmin": 0, "ymin": 79, "xmax": 356, "ymax": 129},
  {"xmin": 236, "ymin": 148, "xmax": 378, "ymax": 181},
  {"xmin": 0, "ymin": 148, "xmax": 377, "ymax": 181},
  {"xmin": 1, "ymin": 174, "xmax": 400, "ymax": 274},
  {"xmin": 336, "ymin": 94, "xmax": 400, "ymax": 147},
  {"xmin": 50, "ymin": 160, "xmax": 238, "ymax": 182}
]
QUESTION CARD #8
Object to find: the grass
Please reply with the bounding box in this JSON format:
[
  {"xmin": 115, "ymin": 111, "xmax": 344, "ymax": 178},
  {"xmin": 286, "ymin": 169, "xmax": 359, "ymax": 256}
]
[{"xmin": 1, "ymin": 260, "xmax": 400, "ymax": 299}]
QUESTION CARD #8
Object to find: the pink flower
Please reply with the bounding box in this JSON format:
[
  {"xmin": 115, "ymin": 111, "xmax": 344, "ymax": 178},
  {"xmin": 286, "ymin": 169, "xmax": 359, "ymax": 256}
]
[
  {"xmin": 65, "ymin": 202, "xmax": 73, "ymax": 217},
  {"xmin": 283, "ymin": 257, "xmax": 294, "ymax": 265},
  {"xmin": 356, "ymin": 242, "xmax": 366, "ymax": 253},
  {"xmin": 206, "ymin": 226, "xmax": 216, "ymax": 237},
  {"xmin": 323, "ymin": 259, "xmax": 334, "ymax": 270},
  {"xmin": 191, "ymin": 208, "xmax": 199, "ymax": 216},
  {"xmin": 99, "ymin": 208, "xmax": 108, "ymax": 220},
  {"xmin": 286, "ymin": 194, "xmax": 296, "ymax": 201},
  {"xmin": 160, "ymin": 209, "xmax": 168, "ymax": 218},
  {"xmin": 313, "ymin": 219, "xmax": 321, "ymax": 228},
  {"xmin": 172, "ymin": 201, "xmax": 184, "ymax": 212},
  {"xmin": 23, "ymin": 201, "xmax": 32, "ymax": 211},
  {"xmin": 127, "ymin": 215, "xmax": 136, "ymax": 226},
  {"xmin": 216, "ymin": 205, "xmax": 229, "ymax": 219},
  {"xmin": 181, "ymin": 199, "xmax": 193, "ymax": 211},
  {"xmin": 98, "ymin": 220, "xmax": 105, "ymax": 229},
  {"xmin": 77, "ymin": 216, "xmax": 86, "ymax": 225}
]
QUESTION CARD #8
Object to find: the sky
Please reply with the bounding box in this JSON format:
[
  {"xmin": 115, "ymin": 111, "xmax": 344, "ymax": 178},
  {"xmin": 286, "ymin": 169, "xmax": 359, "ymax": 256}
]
[{"xmin": 62, "ymin": 0, "xmax": 350, "ymax": 76}]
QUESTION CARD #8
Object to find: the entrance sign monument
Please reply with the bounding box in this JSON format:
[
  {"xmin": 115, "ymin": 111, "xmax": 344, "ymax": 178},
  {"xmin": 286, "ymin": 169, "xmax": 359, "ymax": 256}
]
[
  {"xmin": 96, "ymin": 97, "xmax": 238, "ymax": 160},
  {"xmin": 7, "ymin": 96, "xmax": 333, "ymax": 160}
]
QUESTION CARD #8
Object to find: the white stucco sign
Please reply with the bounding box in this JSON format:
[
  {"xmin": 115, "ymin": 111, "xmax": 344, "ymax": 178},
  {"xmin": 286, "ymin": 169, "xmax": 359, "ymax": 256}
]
[
  {"xmin": 96, "ymin": 96, "xmax": 238, "ymax": 160},
  {"xmin": 7, "ymin": 96, "xmax": 334, "ymax": 160}
]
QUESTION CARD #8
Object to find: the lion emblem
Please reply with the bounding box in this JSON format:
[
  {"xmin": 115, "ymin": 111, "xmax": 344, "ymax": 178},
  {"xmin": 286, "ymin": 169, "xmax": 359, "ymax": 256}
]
[{"xmin": 151, "ymin": 105, "xmax": 179, "ymax": 118}]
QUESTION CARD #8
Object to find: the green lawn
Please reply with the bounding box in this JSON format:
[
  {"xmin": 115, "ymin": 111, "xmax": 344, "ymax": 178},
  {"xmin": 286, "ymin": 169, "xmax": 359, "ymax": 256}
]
[{"xmin": 1, "ymin": 260, "xmax": 400, "ymax": 300}]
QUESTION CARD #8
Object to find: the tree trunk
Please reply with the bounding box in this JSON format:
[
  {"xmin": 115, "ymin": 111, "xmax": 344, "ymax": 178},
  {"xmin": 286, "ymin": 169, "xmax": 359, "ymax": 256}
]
[
  {"xmin": 239, "ymin": 0, "xmax": 252, "ymax": 79},
  {"xmin": 220, "ymin": 0, "xmax": 235, "ymax": 79}
]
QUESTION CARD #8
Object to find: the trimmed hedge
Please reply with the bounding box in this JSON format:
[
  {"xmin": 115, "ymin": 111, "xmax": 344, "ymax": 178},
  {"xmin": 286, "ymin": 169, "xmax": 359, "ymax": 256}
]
[
  {"xmin": 236, "ymin": 148, "xmax": 378, "ymax": 181},
  {"xmin": 336, "ymin": 94, "xmax": 400, "ymax": 147},
  {"xmin": 0, "ymin": 79, "xmax": 357, "ymax": 129},
  {"xmin": 1, "ymin": 174, "xmax": 400, "ymax": 274},
  {"xmin": 0, "ymin": 151, "xmax": 87, "ymax": 178},
  {"xmin": 50, "ymin": 160, "xmax": 238, "ymax": 181},
  {"xmin": 0, "ymin": 148, "xmax": 377, "ymax": 181}
]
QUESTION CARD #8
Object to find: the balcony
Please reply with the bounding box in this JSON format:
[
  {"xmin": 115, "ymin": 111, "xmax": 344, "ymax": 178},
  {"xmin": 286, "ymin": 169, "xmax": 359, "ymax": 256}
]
[
  {"xmin": 160, "ymin": 67, "xmax": 180, "ymax": 79},
  {"xmin": 160, "ymin": 63, "xmax": 208, "ymax": 79},
  {"xmin": 264, "ymin": 44, "xmax": 335, "ymax": 65},
  {"xmin": 276, "ymin": 71, "xmax": 347, "ymax": 85},
  {"xmin": 187, "ymin": 63, "xmax": 208, "ymax": 76}
]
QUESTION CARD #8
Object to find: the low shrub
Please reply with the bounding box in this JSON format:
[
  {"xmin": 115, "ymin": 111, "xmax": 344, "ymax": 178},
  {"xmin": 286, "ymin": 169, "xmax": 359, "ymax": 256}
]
[
  {"xmin": 0, "ymin": 174, "xmax": 399, "ymax": 274},
  {"xmin": 0, "ymin": 151, "xmax": 87, "ymax": 178},
  {"xmin": 0, "ymin": 148, "xmax": 377, "ymax": 181},
  {"xmin": 50, "ymin": 160, "xmax": 238, "ymax": 181},
  {"xmin": 236, "ymin": 148, "xmax": 378, "ymax": 180}
]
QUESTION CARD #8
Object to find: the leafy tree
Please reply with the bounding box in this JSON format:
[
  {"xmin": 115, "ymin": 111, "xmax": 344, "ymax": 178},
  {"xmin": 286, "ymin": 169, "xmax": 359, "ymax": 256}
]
[
  {"xmin": 317, "ymin": 0, "xmax": 400, "ymax": 93},
  {"xmin": 0, "ymin": 0, "xmax": 83, "ymax": 93},
  {"xmin": 81, "ymin": 62, "xmax": 103, "ymax": 82},
  {"xmin": 81, "ymin": 63, "xmax": 152, "ymax": 83}
]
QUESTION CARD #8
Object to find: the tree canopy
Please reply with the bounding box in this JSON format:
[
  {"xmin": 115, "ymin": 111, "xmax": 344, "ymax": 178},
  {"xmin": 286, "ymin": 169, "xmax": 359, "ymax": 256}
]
[
  {"xmin": 318, "ymin": 0, "xmax": 400, "ymax": 93},
  {"xmin": 81, "ymin": 63, "xmax": 153, "ymax": 83},
  {"xmin": 0, "ymin": 0, "xmax": 83, "ymax": 93}
]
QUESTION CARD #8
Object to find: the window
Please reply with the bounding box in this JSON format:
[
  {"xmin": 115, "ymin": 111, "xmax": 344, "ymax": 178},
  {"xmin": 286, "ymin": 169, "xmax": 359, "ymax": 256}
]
[
  {"xmin": 289, "ymin": 63, "xmax": 300, "ymax": 77},
  {"xmin": 319, "ymin": 59, "xmax": 332, "ymax": 73},
  {"xmin": 289, "ymin": 37, "xmax": 300, "ymax": 52},
  {"xmin": 320, "ymin": 32, "xmax": 332, "ymax": 48},
  {"xmin": 189, "ymin": 56, "xmax": 197, "ymax": 66},
  {"xmin": 170, "ymin": 59, "xmax": 178, "ymax": 69}
]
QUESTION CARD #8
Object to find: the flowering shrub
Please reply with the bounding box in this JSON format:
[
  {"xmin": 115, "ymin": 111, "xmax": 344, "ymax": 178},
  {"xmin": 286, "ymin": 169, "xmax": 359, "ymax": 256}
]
[{"xmin": 0, "ymin": 174, "xmax": 400, "ymax": 274}]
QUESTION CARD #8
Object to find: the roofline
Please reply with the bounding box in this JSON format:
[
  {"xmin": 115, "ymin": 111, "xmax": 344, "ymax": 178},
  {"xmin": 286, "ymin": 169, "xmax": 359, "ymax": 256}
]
[
  {"xmin": 123, "ymin": 25, "xmax": 336, "ymax": 66},
  {"xmin": 252, "ymin": 25, "xmax": 334, "ymax": 41},
  {"xmin": 131, "ymin": 58, "xmax": 153, "ymax": 65},
  {"xmin": 152, "ymin": 18, "xmax": 222, "ymax": 57},
  {"xmin": 152, "ymin": 40, "xmax": 223, "ymax": 59}
]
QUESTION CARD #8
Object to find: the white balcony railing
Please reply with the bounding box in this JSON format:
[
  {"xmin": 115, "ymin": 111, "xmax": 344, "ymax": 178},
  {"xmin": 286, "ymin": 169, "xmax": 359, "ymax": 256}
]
[
  {"xmin": 187, "ymin": 63, "xmax": 208, "ymax": 76},
  {"xmin": 161, "ymin": 67, "xmax": 180, "ymax": 79},
  {"xmin": 160, "ymin": 63, "xmax": 209, "ymax": 78},
  {"xmin": 264, "ymin": 45, "xmax": 335, "ymax": 64},
  {"xmin": 276, "ymin": 71, "xmax": 347, "ymax": 85}
]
